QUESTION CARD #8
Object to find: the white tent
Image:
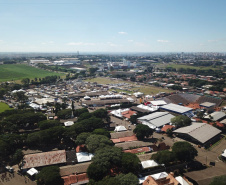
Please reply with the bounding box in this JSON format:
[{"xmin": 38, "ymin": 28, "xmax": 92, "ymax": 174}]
[
  {"xmin": 76, "ymin": 152, "xmax": 94, "ymax": 163},
  {"xmin": 84, "ymin": 96, "xmax": 91, "ymax": 100},
  {"xmin": 222, "ymin": 149, "xmax": 226, "ymax": 158},
  {"xmin": 141, "ymin": 160, "xmax": 159, "ymax": 169},
  {"xmin": 175, "ymin": 176, "xmax": 189, "ymax": 185},
  {"xmin": 127, "ymin": 97, "xmax": 134, "ymax": 102},
  {"xmin": 64, "ymin": 121, "xmax": 74, "ymax": 127},
  {"xmin": 27, "ymin": 168, "xmax": 38, "ymax": 176},
  {"xmin": 114, "ymin": 125, "xmax": 127, "ymax": 132}
]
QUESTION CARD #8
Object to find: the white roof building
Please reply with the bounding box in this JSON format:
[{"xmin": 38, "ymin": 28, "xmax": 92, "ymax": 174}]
[
  {"xmin": 150, "ymin": 100, "xmax": 167, "ymax": 106},
  {"xmin": 76, "ymin": 152, "xmax": 94, "ymax": 163},
  {"xmin": 141, "ymin": 160, "xmax": 159, "ymax": 169},
  {"xmin": 64, "ymin": 121, "xmax": 74, "ymax": 127},
  {"xmin": 114, "ymin": 125, "xmax": 127, "ymax": 132},
  {"xmin": 27, "ymin": 168, "xmax": 38, "ymax": 176},
  {"xmin": 175, "ymin": 176, "xmax": 190, "ymax": 185}
]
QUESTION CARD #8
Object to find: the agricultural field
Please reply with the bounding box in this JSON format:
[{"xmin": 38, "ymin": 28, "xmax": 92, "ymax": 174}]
[
  {"xmin": 0, "ymin": 102, "xmax": 12, "ymax": 113},
  {"xmin": 0, "ymin": 64, "xmax": 64, "ymax": 82}
]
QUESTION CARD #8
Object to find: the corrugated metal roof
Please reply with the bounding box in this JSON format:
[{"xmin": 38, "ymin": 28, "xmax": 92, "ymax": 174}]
[
  {"xmin": 208, "ymin": 111, "xmax": 225, "ymax": 121},
  {"xmin": 200, "ymin": 102, "xmax": 216, "ymax": 107},
  {"xmin": 150, "ymin": 114, "xmax": 175, "ymax": 128},
  {"xmin": 174, "ymin": 123, "xmax": 221, "ymax": 144},
  {"xmin": 23, "ymin": 150, "xmax": 66, "ymax": 169},
  {"xmin": 160, "ymin": 103, "xmax": 193, "ymax": 114},
  {"xmin": 138, "ymin": 112, "xmax": 168, "ymax": 121}
]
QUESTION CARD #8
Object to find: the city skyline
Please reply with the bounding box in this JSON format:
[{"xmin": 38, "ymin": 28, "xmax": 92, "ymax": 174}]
[{"xmin": 0, "ymin": 0, "xmax": 226, "ymax": 53}]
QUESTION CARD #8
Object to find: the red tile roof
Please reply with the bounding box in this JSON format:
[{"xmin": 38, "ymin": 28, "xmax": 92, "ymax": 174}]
[
  {"xmin": 23, "ymin": 150, "xmax": 66, "ymax": 169},
  {"xmin": 124, "ymin": 147, "xmax": 151, "ymax": 154},
  {"xmin": 111, "ymin": 135, "xmax": 137, "ymax": 143},
  {"xmin": 161, "ymin": 125, "xmax": 174, "ymax": 132},
  {"xmin": 62, "ymin": 173, "xmax": 88, "ymax": 185}
]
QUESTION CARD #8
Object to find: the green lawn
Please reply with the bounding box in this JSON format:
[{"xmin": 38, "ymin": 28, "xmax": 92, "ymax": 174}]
[
  {"xmin": 0, "ymin": 64, "xmax": 63, "ymax": 82},
  {"xmin": 0, "ymin": 102, "xmax": 12, "ymax": 113}
]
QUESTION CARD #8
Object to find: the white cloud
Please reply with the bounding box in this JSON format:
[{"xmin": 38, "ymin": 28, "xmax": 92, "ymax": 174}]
[
  {"xmin": 157, "ymin": 40, "xmax": 169, "ymax": 43},
  {"xmin": 208, "ymin": 40, "xmax": 218, "ymax": 43},
  {"xmin": 118, "ymin": 31, "xmax": 127, "ymax": 35},
  {"xmin": 107, "ymin": 42, "xmax": 117, "ymax": 47},
  {"xmin": 128, "ymin": 40, "xmax": 134, "ymax": 42},
  {"xmin": 41, "ymin": 41, "xmax": 54, "ymax": 45},
  {"xmin": 67, "ymin": 42, "xmax": 96, "ymax": 46}
]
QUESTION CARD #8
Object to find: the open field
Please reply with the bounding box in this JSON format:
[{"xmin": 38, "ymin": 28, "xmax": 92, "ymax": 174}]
[
  {"xmin": 85, "ymin": 77, "xmax": 174, "ymax": 95},
  {"xmin": 85, "ymin": 77, "xmax": 132, "ymax": 84},
  {"xmin": 0, "ymin": 102, "xmax": 12, "ymax": 113},
  {"xmin": 131, "ymin": 86, "xmax": 174, "ymax": 95},
  {"xmin": 160, "ymin": 63, "xmax": 222, "ymax": 71},
  {"xmin": 0, "ymin": 64, "xmax": 64, "ymax": 82}
]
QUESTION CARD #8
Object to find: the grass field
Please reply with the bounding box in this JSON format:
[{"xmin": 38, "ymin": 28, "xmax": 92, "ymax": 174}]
[
  {"xmin": 160, "ymin": 63, "xmax": 221, "ymax": 71},
  {"xmin": 0, "ymin": 64, "xmax": 64, "ymax": 82},
  {"xmin": 0, "ymin": 102, "xmax": 12, "ymax": 113},
  {"xmin": 85, "ymin": 77, "xmax": 131, "ymax": 84},
  {"xmin": 85, "ymin": 77, "xmax": 174, "ymax": 95}
]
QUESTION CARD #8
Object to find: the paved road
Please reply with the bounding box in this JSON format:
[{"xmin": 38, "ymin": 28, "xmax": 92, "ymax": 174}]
[{"xmin": 185, "ymin": 138, "xmax": 226, "ymax": 185}]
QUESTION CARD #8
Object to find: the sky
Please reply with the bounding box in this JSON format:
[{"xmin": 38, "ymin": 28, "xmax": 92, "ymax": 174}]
[{"xmin": 0, "ymin": 0, "xmax": 226, "ymax": 53}]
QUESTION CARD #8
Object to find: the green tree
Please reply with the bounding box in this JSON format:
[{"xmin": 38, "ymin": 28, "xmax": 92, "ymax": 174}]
[
  {"xmin": 166, "ymin": 128, "xmax": 173, "ymax": 138},
  {"xmin": 12, "ymin": 149, "xmax": 24, "ymax": 168},
  {"xmin": 38, "ymin": 120, "xmax": 61, "ymax": 130},
  {"xmin": 171, "ymin": 115, "xmax": 191, "ymax": 128},
  {"xmin": 172, "ymin": 141, "xmax": 198, "ymax": 162},
  {"xmin": 75, "ymin": 132, "xmax": 91, "ymax": 145},
  {"xmin": 96, "ymin": 176, "xmax": 120, "ymax": 185},
  {"xmin": 92, "ymin": 109, "xmax": 109, "ymax": 120},
  {"xmin": 21, "ymin": 78, "xmax": 30, "ymax": 85},
  {"xmin": 133, "ymin": 124, "xmax": 153, "ymax": 140},
  {"xmin": 36, "ymin": 166, "xmax": 63, "ymax": 185},
  {"xmin": 87, "ymin": 162, "xmax": 108, "ymax": 181},
  {"xmin": 115, "ymin": 173, "xmax": 139, "ymax": 185},
  {"xmin": 151, "ymin": 150, "xmax": 176, "ymax": 165},
  {"xmin": 57, "ymin": 109, "xmax": 72, "ymax": 119},
  {"xmin": 86, "ymin": 135, "xmax": 114, "ymax": 153},
  {"xmin": 121, "ymin": 153, "xmax": 141, "ymax": 174},
  {"xmin": 92, "ymin": 128, "xmax": 110, "ymax": 138},
  {"xmin": 87, "ymin": 146, "xmax": 122, "ymax": 181},
  {"xmin": 78, "ymin": 112, "xmax": 93, "ymax": 121},
  {"xmin": 210, "ymin": 175, "xmax": 226, "ymax": 185}
]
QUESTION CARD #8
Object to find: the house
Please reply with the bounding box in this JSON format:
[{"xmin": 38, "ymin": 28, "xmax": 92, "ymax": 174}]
[{"xmin": 140, "ymin": 172, "xmax": 192, "ymax": 185}]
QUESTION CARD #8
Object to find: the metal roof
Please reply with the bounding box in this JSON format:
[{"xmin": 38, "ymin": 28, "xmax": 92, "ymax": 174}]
[
  {"xmin": 173, "ymin": 123, "xmax": 221, "ymax": 144},
  {"xmin": 206, "ymin": 111, "xmax": 226, "ymax": 121},
  {"xmin": 160, "ymin": 103, "xmax": 193, "ymax": 114},
  {"xmin": 200, "ymin": 102, "xmax": 216, "ymax": 107},
  {"xmin": 138, "ymin": 112, "xmax": 168, "ymax": 121},
  {"xmin": 150, "ymin": 100, "xmax": 167, "ymax": 106}
]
